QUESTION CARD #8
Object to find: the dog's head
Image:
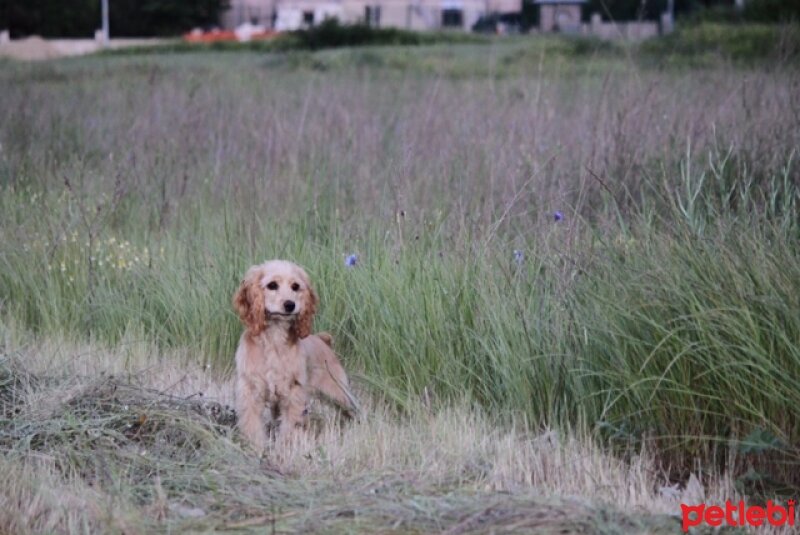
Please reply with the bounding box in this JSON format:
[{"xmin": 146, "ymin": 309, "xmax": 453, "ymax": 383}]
[{"xmin": 233, "ymin": 260, "xmax": 318, "ymax": 339}]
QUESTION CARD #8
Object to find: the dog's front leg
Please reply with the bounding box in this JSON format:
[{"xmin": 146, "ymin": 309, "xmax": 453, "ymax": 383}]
[
  {"xmin": 236, "ymin": 376, "xmax": 268, "ymax": 452},
  {"xmin": 278, "ymin": 380, "xmax": 308, "ymax": 441}
]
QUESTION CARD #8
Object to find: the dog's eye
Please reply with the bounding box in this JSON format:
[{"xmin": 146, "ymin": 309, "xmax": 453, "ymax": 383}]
[
  {"xmin": 291, "ymin": 283, "xmax": 300, "ymax": 292},
  {"xmin": 266, "ymin": 282, "xmax": 278, "ymax": 291}
]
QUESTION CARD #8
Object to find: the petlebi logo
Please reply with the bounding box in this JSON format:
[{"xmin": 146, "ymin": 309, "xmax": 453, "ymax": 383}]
[{"xmin": 681, "ymin": 500, "xmax": 796, "ymax": 532}]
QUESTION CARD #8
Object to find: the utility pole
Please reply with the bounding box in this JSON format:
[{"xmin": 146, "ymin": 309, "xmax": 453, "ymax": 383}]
[
  {"xmin": 662, "ymin": 0, "xmax": 674, "ymax": 34},
  {"xmin": 101, "ymin": 0, "xmax": 109, "ymax": 45}
]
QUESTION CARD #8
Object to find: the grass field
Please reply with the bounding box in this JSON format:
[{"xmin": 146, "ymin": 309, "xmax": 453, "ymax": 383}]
[{"xmin": 1, "ymin": 33, "xmax": 799, "ymax": 532}]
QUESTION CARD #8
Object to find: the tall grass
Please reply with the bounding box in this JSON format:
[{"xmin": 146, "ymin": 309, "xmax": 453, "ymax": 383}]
[
  {"xmin": 1, "ymin": 46, "xmax": 798, "ymax": 484},
  {"xmin": 640, "ymin": 22, "xmax": 800, "ymax": 65}
]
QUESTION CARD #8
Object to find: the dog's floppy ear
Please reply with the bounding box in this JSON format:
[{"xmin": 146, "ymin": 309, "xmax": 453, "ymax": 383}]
[
  {"xmin": 233, "ymin": 269, "xmax": 267, "ymax": 335},
  {"xmin": 295, "ymin": 273, "xmax": 318, "ymax": 339}
]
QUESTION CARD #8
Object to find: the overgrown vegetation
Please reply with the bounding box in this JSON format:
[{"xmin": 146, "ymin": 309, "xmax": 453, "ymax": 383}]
[
  {"xmin": 106, "ymin": 22, "xmax": 800, "ymax": 69},
  {"xmin": 104, "ymin": 22, "xmax": 488, "ymax": 57},
  {"xmin": 641, "ymin": 22, "xmax": 800, "ymax": 64},
  {"xmin": 685, "ymin": 0, "xmax": 800, "ymax": 24},
  {"xmin": 282, "ymin": 19, "xmax": 487, "ymax": 50},
  {"xmin": 0, "ymin": 42, "xmax": 798, "ymax": 530}
]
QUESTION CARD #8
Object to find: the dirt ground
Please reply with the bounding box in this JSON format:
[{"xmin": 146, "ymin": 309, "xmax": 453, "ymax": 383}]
[{"xmin": 0, "ymin": 36, "xmax": 167, "ymax": 61}]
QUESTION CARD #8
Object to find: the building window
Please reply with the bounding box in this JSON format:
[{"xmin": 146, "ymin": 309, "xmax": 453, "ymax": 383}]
[
  {"xmin": 441, "ymin": 8, "xmax": 463, "ymax": 27},
  {"xmin": 303, "ymin": 10, "xmax": 314, "ymax": 26},
  {"xmin": 365, "ymin": 5, "xmax": 382, "ymax": 27}
]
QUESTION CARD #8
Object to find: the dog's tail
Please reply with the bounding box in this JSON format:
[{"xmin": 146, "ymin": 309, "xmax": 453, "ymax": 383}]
[
  {"xmin": 306, "ymin": 335, "xmax": 362, "ymax": 419},
  {"xmin": 320, "ymin": 359, "xmax": 362, "ymax": 419}
]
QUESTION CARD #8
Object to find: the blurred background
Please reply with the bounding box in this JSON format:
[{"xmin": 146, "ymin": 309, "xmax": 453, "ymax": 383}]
[{"xmin": 2, "ymin": 0, "xmax": 798, "ymax": 39}]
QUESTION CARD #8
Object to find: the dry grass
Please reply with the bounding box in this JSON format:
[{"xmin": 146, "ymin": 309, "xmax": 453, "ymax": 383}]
[
  {"xmin": 0, "ymin": 323, "xmax": 755, "ymax": 533},
  {"xmin": 1, "ymin": 52, "xmax": 797, "ymax": 236}
]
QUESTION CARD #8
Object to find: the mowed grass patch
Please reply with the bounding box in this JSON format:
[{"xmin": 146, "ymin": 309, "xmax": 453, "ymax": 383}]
[{"xmin": 0, "ymin": 332, "xmax": 741, "ymax": 533}]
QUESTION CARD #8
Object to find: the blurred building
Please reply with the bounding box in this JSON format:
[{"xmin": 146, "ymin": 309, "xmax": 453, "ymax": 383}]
[
  {"xmin": 533, "ymin": 0, "xmax": 584, "ymax": 33},
  {"xmin": 222, "ymin": 0, "xmax": 521, "ymax": 31}
]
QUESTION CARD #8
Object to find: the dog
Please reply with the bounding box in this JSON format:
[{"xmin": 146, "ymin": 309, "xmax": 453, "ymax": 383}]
[{"xmin": 232, "ymin": 260, "xmax": 358, "ymax": 451}]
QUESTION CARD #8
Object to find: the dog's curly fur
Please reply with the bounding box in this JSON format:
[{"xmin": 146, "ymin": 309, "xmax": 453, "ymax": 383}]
[{"xmin": 233, "ymin": 260, "xmax": 358, "ymax": 451}]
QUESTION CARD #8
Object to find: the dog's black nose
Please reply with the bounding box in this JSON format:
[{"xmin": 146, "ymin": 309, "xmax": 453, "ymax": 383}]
[{"xmin": 283, "ymin": 300, "xmax": 296, "ymax": 313}]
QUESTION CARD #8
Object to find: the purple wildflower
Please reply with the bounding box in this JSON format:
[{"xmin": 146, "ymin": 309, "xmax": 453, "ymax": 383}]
[
  {"xmin": 513, "ymin": 250, "xmax": 524, "ymax": 265},
  {"xmin": 553, "ymin": 211, "xmax": 564, "ymax": 222},
  {"xmin": 345, "ymin": 254, "xmax": 358, "ymax": 267}
]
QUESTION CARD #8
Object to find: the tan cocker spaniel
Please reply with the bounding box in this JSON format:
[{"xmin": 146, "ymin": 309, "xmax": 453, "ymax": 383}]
[{"xmin": 233, "ymin": 260, "xmax": 359, "ymax": 451}]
